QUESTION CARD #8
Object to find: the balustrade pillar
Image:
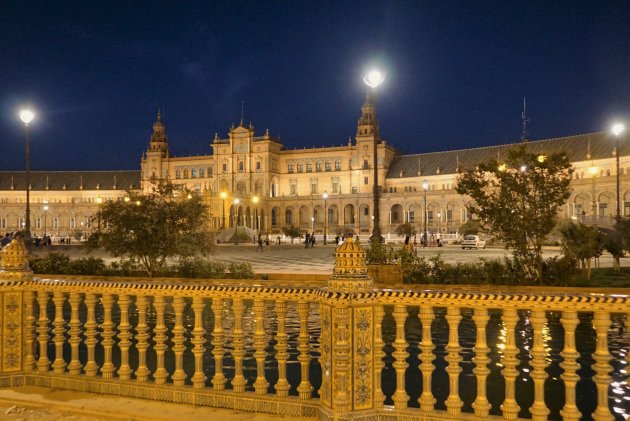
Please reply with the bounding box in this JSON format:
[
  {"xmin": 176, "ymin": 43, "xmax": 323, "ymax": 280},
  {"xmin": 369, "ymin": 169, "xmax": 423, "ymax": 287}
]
[
  {"xmin": 592, "ymin": 311, "xmax": 614, "ymax": 421},
  {"xmin": 117, "ymin": 294, "xmax": 131, "ymax": 380},
  {"xmin": 191, "ymin": 297, "xmax": 207, "ymax": 388},
  {"xmin": 472, "ymin": 307, "xmax": 491, "ymax": 417},
  {"xmin": 51, "ymin": 292, "xmax": 66, "ymax": 374},
  {"xmin": 172, "ymin": 296, "xmax": 187, "ymax": 387},
  {"xmin": 560, "ymin": 311, "xmax": 581, "ymax": 421},
  {"xmin": 211, "ymin": 297, "xmax": 226, "ymax": 390},
  {"xmin": 67, "ymin": 292, "xmax": 82, "ymax": 375},
  {"xmin": 500, "ymin": 308, "xmax": 520, "ymax": 419},
  {"xmin": 392, "ymin": 304, "xmax": 409, "ymax": 409},
  {"xmin": 445, "ymin": 306, "xmax": 463, "ymax": 416},
  {"xmin": 373, "ymin": 304, "xmax": 385, "ymax": 409},
  {"xmin": 297, "ymin": 301, "xmax": 313, "ymax": 400},
  {"xmin": 153, "ymin": 295, "xmax": 169, "ymax": 384},
  {"xmin": 135, "ymin": 295, "xmax": 150, "ymax": 382},
  {"xmin": 418, "ymin": 305, "xmax": 436, "ymax": 412},
  {"xmin": 529, "ymin": 310, "xmax": 550, "ymax": 420},
  {"xmin": 100, "ymin": 293, "xmax": 115, "ymax": 378},
  {"xmin": 36, "ymin": 291, "xmax": 50, "ymax": 372},
  {"xmin": 253, "ymin": 299, "xmax": 269, "ymax": 394},
  {"xmin": 274, "ymin": 300, "xmax": 290, "ymax": 397},
  {"xmin": 332, "ymin": 306, "xmax": 350, "ymax": 412},
  {"xmin": 83, "ymin": 293, "xmax": 98, "ymax": 376},
  {"xmin": 231, "ymin": 298, "xmax": 246, "ymax": 392},
  {"xmin": 23, "ymin": 291, "xmax": 36, "ymax": 371}
]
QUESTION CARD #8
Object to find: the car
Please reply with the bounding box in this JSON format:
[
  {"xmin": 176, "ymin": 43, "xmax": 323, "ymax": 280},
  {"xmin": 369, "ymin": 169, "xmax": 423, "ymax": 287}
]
[{"xmin": 461, "ymin": 235, "xmax": 486, "ymax": 249}]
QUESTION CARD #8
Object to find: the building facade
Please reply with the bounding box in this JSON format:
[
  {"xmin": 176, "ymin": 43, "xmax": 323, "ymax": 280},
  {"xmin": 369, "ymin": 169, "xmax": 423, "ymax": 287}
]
[{"xmin": 0, "ymin": 95, "xmax": 628, "ymax": 239}]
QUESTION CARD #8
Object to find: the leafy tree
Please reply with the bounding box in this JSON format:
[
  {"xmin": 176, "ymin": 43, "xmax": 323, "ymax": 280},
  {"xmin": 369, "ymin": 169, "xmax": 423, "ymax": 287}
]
[
  {"xmin": 558, "ymin": 221, "xmax": 603, "ymax": 279},
  {"xmin": 458, "ymin": 220, "xmax": 482, "ymax": 236},
  {"xmin": 91, "ymin": 180, "xmax": 213, "ymax": 276},
  {"xmin": 395, "ymin": 222, "xmax": 416, "ymax": 237},
  {"xmin": 456, "ymin": 145, "xmax": 573, "ymax": 283},
  {"xmin": 282, "ymin": 225, "xmax": 301, "ymax": 244}
]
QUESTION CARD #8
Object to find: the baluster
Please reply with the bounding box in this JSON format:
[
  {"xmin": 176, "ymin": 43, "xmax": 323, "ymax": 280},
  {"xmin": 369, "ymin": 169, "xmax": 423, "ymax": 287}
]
[
  {"xmin": 253, "ymin": 299, "xmax": 269, "ymax": 394},
  {"xmin": 274, "ymin": 300, "xmax": 290, "ymax": 397},
  {"xmin": 135, "ymin": 295, "xmax": 150, "ymax": 382},
  {"xmin": 211, "ymin": 297, "xmax": 226, "ymax": 390},
  {"xmin": 445, "ymin": 306, "xmax": 463, "ymax": 416},
  {"xmin": 500, "ymin": 308, "xmax": 520, "ymax": 419},
  {"xmin": 232, "ymin": 298, "xmax": 246, "ymax": 392},
  {"xmin": 153, "ymin": 295, "xmax": 168, "ymax": 384},
  {"xmin": 84, "ymin": 293, "xmax": 98, "ymax": 376},
  {"xmin": 100, "ymin": 294, "xmax": 115, "ymax": 378},
  {"xmin": 297, "ymin": 301, "xmax": 313, "ymax": 399},
  {"xmin": 52, "ymin": 291, "xmax": 66, "ymax": 373},
  {"xmin": 592, "ymin": 311, "xmax": 613, "ymax": 421},
  {"xmin": 560, "ymin": 311, "xmax": 581, "ymax": 421},
  {"xmin": 191, "ymin": 297, "xmax": 206, "ymax": 388},
  {"xmin": 117, "ymin": 294, "xmax": 131, "ymax": 380},
  {"xmin": 392, "ymin": 304, "xmax": 409, "ymax": 409},
  {"xmin": 529, "ymin": 310, "xmax": 550, "ymax": 420},
  {"xmin": 68, "ymin": 292, "xmax": 82, "ymax": 375},
  {"xmin": 333, "ymin": 306, "xmax": 350, "ymax": 412},
  {"xmin": 36, "ymin": 291, "xmax": 50, "ymax": 372},
  {"xmin": 23, "ymin": 291, "xmax": 36, "ymax": 371},
  {"xmin": 418, "ymin": 305, "xmax": 436, "ymax": 412},
  {"xmin": 172, "ymin": 296, "xmax": 187, "ymax": 387},
  {"xmin": 472, "ymin": 307, "xmax": 491, "ymax": 417},
  {"xmin": 373, "ymin": 304, "xmax": 385, "ymax": 408}
]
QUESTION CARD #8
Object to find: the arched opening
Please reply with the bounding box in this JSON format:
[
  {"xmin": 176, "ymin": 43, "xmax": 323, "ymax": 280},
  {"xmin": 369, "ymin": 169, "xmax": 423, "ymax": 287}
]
[
  {"xmin": 271, "ymin": 206, "xmax": 281, "ymax": 227},
  {"xmin": 343, "ymin": 204, "xmax": 355, "ymax": 225},
  {"xmin": 285, "ymin": 208, "xmax": 294, "ymax": 226},
  {"xmin": 236, "ymin": 181, "xmax": 247, "ymax": 194},
  {"xmin": 299, "ymin": 205, "xmax": 311, "ymax": 230},
  {"xmin": 359, "ymin": 204, "xmax": 370, "ymax": 232}
]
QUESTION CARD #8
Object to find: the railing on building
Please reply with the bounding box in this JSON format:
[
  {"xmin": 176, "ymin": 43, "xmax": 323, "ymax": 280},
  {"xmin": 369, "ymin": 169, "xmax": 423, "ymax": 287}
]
[{"xmin": 0, "ymin": 238, "xmax": 628, "ymax": 420}]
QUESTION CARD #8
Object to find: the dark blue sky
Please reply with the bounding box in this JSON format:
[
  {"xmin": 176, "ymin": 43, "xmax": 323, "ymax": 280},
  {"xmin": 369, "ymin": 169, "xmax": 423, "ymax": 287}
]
[{"xmin": 1, "ymin": 1, "xmax": 629, "ymax": 170}]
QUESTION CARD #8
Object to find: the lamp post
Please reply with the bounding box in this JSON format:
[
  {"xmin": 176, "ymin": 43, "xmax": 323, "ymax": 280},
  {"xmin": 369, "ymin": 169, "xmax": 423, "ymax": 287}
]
[
  {"xmin": 233, "ymin": 198, "xmax": 240, "ymax": 227},
  {"xmin": 95, "ymin": 197, "xmax": 103, "ymax": 232},
  {"xmin": 322, "ymin": 191, "xmax": 328, "ymax": 245},
  {"xmin": 363, "ymin": 69, "xmax": 385, "ymax": 243},
  {"xmin": 612, "ymin": 123, "xmax": 625, "ymax": 222},
  {"xmin": 589, "ymin": 164, "xmax": 598, "ymax": 223},
  {"xmin": 311, "ymin": 216, "xmax": 315, "ymax": 235},
  {"xmin": 252, "ymin": 195, "xmax": 260, "ymax": 234},
  {"xmin": 220, "ymin": 191, "xmax": 227, "ymax": 229},
  {"xmin": 43, "ymin": 203, "xmax": 48, "ymax": 237},
  {"xmin": 422, "ymin": 180, "xmax": 428, "ymax": 247},
  {"xmin": 437, "ymin": 211, "xmax": 441, "ymax": 234},
  {"xmin": 19, "ymin": 108, "xmax": 35, "ymax": 243}
]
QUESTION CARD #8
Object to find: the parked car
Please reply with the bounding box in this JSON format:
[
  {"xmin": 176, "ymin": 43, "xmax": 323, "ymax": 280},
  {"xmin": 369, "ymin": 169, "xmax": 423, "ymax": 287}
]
[{"xmin": 461, "ymin": 235, "xmax": 486, "ymax": 249}]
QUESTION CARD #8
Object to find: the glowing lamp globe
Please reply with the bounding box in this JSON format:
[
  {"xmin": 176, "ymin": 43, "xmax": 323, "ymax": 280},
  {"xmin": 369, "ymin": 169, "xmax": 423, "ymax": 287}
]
[
  {"xmin": 20, "ymin": 109, "xmax": 35, "ymax": 125},
  {"xmin": 612, "ymin": 123, "xmax": 625, "ymax": 137},
  {"xmin": 363, "ymin": 70, "xmax": 385, "ymax": 89}
]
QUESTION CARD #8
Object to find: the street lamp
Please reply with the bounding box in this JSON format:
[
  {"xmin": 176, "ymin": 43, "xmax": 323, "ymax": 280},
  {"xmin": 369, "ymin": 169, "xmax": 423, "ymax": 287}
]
[
  {"xmin": 95, "ymin": 197, "xmax": 103, "ymax": 232},
  {"xmin": 311, "ymin": 216, "xmax": 315, "ymax": 234},
  {"xmin": 19, "ymin": 108, "xmax": 35, "ymax": 243},
  {"xmin": 363, "ymin": 69, "xmax": 385, "ymax": 243},
  {"xmin": 252, "ymin": 195, "xmax": 260, "ymax": 234},
  {"xmin": 437, "ymin": 211, "xmax": 441, "ymax": 234},
  {"xmin": 233, "ymin": 198, "xmax": 240, "ymax": 227},
  {"xmin": 220, "ymin": 191, "xmax": 227, "ymax": 229},
  {"xmin": 43, "ymin": 203, "xmax": 48, "ymax": 237},
  {"xmin": 322, "ymin": 191, "xmax": 329, "ymax": 245},
  {"xmin": 589, "ymin": 164, "xmax": 598, "ymax": 222},
  {"xmin": 612, "ymin": 123, "xmax": 625, "ymax": 222},
  {"xmin": 422, "ymin": 180, "xmax": 429, "ymax": 247}
]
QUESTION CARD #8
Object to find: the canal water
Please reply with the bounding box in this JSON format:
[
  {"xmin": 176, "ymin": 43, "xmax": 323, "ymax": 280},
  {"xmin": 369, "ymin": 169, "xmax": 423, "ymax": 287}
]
[{"xmin": 46, "ymin": 299, "xmax": 629, "ymax": 420}]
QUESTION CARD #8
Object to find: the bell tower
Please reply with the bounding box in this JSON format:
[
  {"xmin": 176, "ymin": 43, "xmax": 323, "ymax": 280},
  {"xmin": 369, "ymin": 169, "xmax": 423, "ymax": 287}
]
[
  {"xmin": 148, "ymin": 110, "xmax": 169, "ymax": 156},
  {"xmin": 142, "ymin": 110, "xmax": 170, "ymax": 185}
]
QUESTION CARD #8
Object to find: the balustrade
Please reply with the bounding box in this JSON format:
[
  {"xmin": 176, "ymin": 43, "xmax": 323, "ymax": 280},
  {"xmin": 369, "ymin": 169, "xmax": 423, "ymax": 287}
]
[{"xmin": 1, "ymin": 274, "xmax": 629, "ymax": 420}]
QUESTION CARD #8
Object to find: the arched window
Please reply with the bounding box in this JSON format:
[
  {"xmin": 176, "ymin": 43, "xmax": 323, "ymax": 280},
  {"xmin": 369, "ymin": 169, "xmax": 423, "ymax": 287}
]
[
  {"xmin": 183, "ymin": 169, "xmax": 189, "ymax": 179},
  {"xmin": 192, "ymin": 168, "xmax": 198, "ymax": 178},
  {"xmin": 175, "ymin": 170, "xmax": 181, "ymax": 179},
  {"xmin": 208, "ymin": 166, "xmax": 213, "ymax": 177},
  {"xmin": 238, "ymin": 161, "xmax": 245, "ymax": 172},
  {"xmin": 199, "ymin": 168, "xmax": 205, "ymax": 178},
  {"xmin": 285, "ymin": 209, "xmax": 293, "ymax": 225}
]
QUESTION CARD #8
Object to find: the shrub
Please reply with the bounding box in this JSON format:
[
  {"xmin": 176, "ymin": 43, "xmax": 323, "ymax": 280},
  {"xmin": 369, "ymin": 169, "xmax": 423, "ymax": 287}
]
[
  {"xmin": 29, "ymin": 253, "xmax": 71, "ymax": 274},
  {"xmin": 228, "ymin": 262, "xmax": 255, "ymax": 279},
  {"xmin": 67, "ymin": 257, "xmax": 108, "ymax": 275},
  {"xmin": 176, "ymin": 258, "xmax": 226, "ymax": 279},
  {"xmin": 366, "ymin": 240, "xmax": 396, "ymax": 264}
]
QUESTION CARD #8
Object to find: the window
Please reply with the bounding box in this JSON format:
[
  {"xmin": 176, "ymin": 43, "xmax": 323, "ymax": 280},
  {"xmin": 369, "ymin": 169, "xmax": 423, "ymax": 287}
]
[
  {"xmin": 290, "ymin": 180, "xmax": 297, "ymax": 195},
  {"xmin": 316, "ymin": 162, "xmax": 322, "ymax": 172},
  {"xmin": 325, "ymin": 162, "xmax": 331, "ymax": 172},
  {"xmin": 364, "ymin": 177, "xmax": 368, "ymax": 185},
  {"xmin": 52, "ymin": 218, "xmax": 59, "ymax": 229},
  {"xmin": 297, "ymin": 164, "xmax": 303, "ymax": 172},
  {"xmin": 335, "ymin": 161, "xmax": 341, "ymax": 171},
  {"xmin": 192, "ymin": 168, "xmax": 198, "ymax": 178},
  {"xmin": 35, "ymin": 218, "xmax": 41, "ymax": 229},
  {"xmin": 238, "ymin": 161, "xmax": 244, "ymax": 172},
  {"xmin": 199, "ymin": 168, "xmax": 205, "ymax": 178},
  {"xmin": 446, "ymin": 210, "xmax": 453, "ymax": 221},
  {"xmin": 427, "ymin": 211, "xmax": 433, "ymax": 221},
  {"xmin": 256, "ymin": 161, "xmax": 262, "ymax": 171},
  {"xmin": 288, "ymin": 164, "xmax": 294, "ymax": 173},
  {"xmin": 311, "ymin": 179, "xmax": 318, "ymax": 194},
  {"xmin": 175, "ymin": 170, "xmax": 181, "ymax": 179},
  {"xmin": 352, "ymin": 186, "xmax": 358, "ymax": 194},
  {"xmin": 285, "ymin": 209, "xmax": 293, "ymax": 225},
  {"xmin": 208, "ymin": 166, "xmax": 213, "ymax": 176},
  {"xmin": 222, "ymin": 163, "xmax": 227, "ymax": 173},
  {"xmin": 599, "ymin": 203, "xmax": 608, "ymax": 216},
  {"xmin": 183, "ymin": 169, "xmax": 189, "ymax": 179},
  {"xmin": 363, "ymin": 159, "xmax": 369, "ymax": 169},
  {"xmin": 0, "ymin": 218, "xmax": 5, "ymax": 229},
  {"xmin": 332, "ymin": 181, "xmax": 339, "ymax": 193},
  {"xmin": 306, "ymin": 163, "xmax": 313, "ymax": 172},
  {"xmin": 70, "ymin": 217, "xmax": 76, "ymax": 229},
  {"xmin": 409, "ymin": 212, "xmax": 415, "ymax": 223}
]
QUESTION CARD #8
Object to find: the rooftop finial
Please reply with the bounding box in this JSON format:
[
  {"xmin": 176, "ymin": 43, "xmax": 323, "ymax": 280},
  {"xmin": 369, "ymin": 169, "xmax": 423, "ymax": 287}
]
[
  {"xmin": 521, "ymin": 97, "xmax": 529, "ymax": 142},
  {"xmin": 157, "ymin": 108, "xmax": 162, "ymax": 122},
  {"xmin": 240, "ymin": 100, "xmax": 244, "ymax": 125}
]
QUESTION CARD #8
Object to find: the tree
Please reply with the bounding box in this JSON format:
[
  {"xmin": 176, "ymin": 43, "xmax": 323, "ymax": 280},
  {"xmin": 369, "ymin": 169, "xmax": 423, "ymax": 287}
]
[
  {"xmin": 456, "ymin": 145, "xmax": 573, "ymax": 283},
  {"xmin": 282, "ymin": 225, "xmax": 301, "ymax": 244},
  {"xmin": 458, "ymin": 220, "xmax": 482, "ymax": 236},
  {"xmin": 91, "ymin": 181, "xmax": 213, "ymax": 276},
  {"xmin": 395, "ymin": 222, "xmax": 416, "ymax": 237},
  {"xmin": 558, "ymin": 221, "xmax": 603, "ymax": 279}
]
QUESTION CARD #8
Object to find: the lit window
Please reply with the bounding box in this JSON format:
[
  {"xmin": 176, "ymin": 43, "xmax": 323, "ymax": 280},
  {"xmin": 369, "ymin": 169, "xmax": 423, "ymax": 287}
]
[
  {"xmin": 306, "ymin": 163, "xmax": 313, "ymax": 172},
  {"xmin": 192, "ymin": 168, "xmax": 198, "ymax": 178},
  {"xmin": 335, "ymin": 161, "xmax": 341, "ymax": 171},
  {"xmin": 325, "ymin": 162, "xmax": 331, "ymax": 171},
  {"xmin": 288, "ymin": 164, "xmax": 294, "ymax": 173},
  {"xmin": 297, "ymin": 164, "xmax": 303, "ymax": 172},
  {"xmin": 199, "ymin": 168, "xmax": 205, "ymax": 178},
  {"xmin": 316, "ymin": 162, "xmax": 322, "ymax": 172}
]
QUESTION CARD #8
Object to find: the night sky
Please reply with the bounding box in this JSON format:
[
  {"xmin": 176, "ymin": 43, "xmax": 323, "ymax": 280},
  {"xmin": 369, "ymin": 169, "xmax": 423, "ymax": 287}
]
[{"xmin": 1, "ymin": 1, "xmax": 629, "ymax": 171}]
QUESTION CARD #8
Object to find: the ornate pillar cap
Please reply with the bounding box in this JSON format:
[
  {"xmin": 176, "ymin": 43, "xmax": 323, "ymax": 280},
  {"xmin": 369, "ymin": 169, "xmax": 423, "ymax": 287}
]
[
  {"xmin": 328, "ymin": 237, "xmax": 373, "ymax": 290},
  {"xmin": 0, "ymin": 237, "xmax": 33, "ymax": 280}
]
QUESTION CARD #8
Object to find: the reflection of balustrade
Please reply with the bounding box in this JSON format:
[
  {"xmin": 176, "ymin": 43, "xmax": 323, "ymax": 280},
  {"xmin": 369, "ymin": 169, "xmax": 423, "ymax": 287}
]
[{"xmin": 0, "ymin": 239, "xmax": 629, "ymax": 420}]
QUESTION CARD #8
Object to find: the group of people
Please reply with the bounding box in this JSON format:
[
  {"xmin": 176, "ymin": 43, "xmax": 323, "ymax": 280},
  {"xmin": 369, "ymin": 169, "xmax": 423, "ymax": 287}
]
[
  {"xmin": 304, "ymin": 232, "xmax": 317, "ymax": 248},
  {"xmin": 255, "ymin": 234, "xmax": 271, "ymax": 252}
]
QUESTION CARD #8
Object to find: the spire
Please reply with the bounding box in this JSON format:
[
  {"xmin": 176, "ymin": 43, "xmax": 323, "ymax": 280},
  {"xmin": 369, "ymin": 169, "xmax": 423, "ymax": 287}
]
[
  {"xmin": 148, "ymin": 110, "xmax": 169, "ymax": 156},
  {"xmin": 356, "ymin": 89, "xmax": 379, "ymax": 139},
  {"xmin": 521, "ymin": 97, "xmax": 529, "ymax": 142}
]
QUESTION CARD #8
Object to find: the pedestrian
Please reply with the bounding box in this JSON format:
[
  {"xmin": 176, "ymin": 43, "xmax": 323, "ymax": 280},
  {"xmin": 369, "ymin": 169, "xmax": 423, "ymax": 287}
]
[
  {"xmin": 256, "ymin": 235, "xmax": 264, "ymax": 252},
  {"xmin": 1, "ymin": 233, "xmax": 11, "ymax": 248},
  {"xmin": 304, "ymin": 233, "xmax": 310, "ymax": 248},
  {"xmin": 276, "ymin": 235, "xmax": 281, "ymax": 245},
  {"xmin": 310, "ymin": 233, "xmax": 316, "ymax": 247},
  {"xmin": 265, "ymin": 236, "xmax": 271, "ymax": 252}
]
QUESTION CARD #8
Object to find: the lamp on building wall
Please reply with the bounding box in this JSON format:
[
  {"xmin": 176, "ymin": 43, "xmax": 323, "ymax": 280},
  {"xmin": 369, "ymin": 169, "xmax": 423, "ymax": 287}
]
[
  {"xmin": 43, "ymin": 203, "xmax": 48, "ymax": 237},
  {"xmin": 612, "ymin": 123, "xmax": 626, "ymax": 222},
  {"xmin": 19, "ymin": 108, "xmax": 35, "ymax": 243},
  {"xmin": 363, "ymin": 69, "xmax": 385, "ymax": 243},
  {"xmin": 422, "ymin": 180, "xmax": 429, "ymax": 247},
  {"xmin": 322, "ymin": 191, "xmax": 329, "ymax": 245},
  {"xmin": 220, "ymin": 191, "xmax": 227, "ymax": 229}
]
